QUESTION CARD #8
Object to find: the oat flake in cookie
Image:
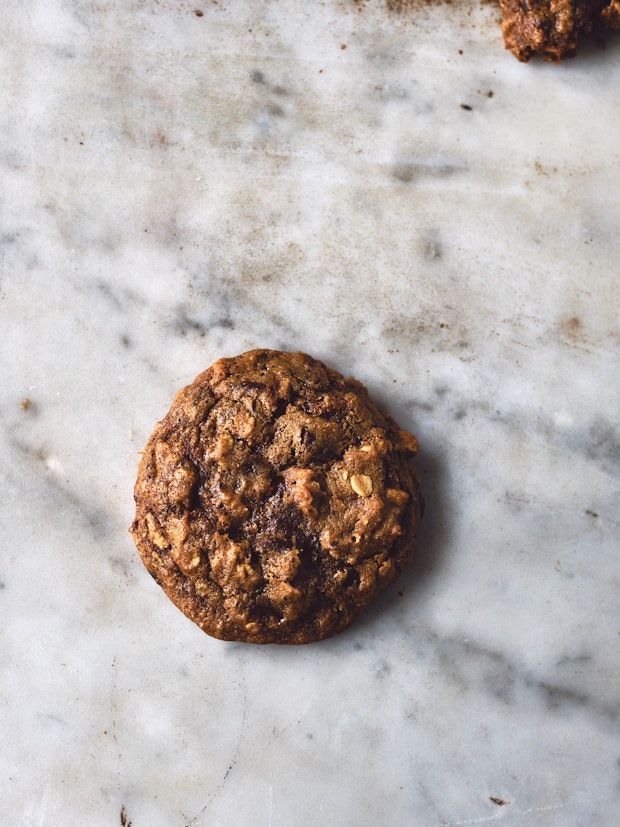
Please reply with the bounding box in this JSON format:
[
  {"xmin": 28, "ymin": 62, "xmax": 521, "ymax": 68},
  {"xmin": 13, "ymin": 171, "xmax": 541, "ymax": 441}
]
[{"xmin": 130, "ymin": 350, "xmax": 423, "ymax": 644}]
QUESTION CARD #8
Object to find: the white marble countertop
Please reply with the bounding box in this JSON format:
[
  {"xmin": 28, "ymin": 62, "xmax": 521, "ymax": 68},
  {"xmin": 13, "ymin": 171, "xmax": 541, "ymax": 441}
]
[{"xmin": 2, "ymin": 1, "xmax": 619, "ymax": 825}]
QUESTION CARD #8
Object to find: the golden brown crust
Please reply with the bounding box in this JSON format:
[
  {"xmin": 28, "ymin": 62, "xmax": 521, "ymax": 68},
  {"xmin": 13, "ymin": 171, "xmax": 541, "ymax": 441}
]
[
  {"xmin": 601, "ymin": 0, "xmax": 620, "ymax": 27},
  {"xmin": 130, "ymin": 350, "xmax": 422, "ymax": 644}
]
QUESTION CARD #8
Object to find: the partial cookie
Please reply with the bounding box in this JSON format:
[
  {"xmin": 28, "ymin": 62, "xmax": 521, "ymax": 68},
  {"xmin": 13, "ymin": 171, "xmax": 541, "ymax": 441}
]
[
  {"xmin": 499, "ymin": 0, "xmax": 620, "ymax": 62},
  {"xmin": 131, "ymin": 349, "xmax": 422, "ymax": 644}
]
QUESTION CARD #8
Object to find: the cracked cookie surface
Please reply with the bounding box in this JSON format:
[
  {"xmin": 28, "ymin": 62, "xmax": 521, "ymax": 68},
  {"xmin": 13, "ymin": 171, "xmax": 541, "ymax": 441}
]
[{"xmin": 131, "ymin": 349, "xmax": 422, "ymax": 644}]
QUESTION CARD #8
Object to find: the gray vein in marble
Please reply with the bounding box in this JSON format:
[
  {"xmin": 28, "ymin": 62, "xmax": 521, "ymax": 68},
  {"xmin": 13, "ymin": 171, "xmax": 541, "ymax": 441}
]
[{"xmin": 1, "ymin": 1, "xmax": 619, "ymax": 825}]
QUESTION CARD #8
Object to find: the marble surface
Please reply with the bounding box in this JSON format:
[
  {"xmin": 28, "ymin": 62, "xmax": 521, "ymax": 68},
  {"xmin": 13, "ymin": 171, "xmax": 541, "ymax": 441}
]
[{"xmin": 2, "ymin": 1, "xmax": 619, "ymax": 825}]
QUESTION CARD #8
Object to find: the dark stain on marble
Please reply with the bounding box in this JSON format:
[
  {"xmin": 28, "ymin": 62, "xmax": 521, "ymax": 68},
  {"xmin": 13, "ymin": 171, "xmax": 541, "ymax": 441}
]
[
  {"xmin": 392, "ymin": 156, "xmax": 467, "ymax": 182},
  {"xmin": 95, "ymin": 279, "xmax": 139, "ymax": 313},
  {"xmin": 534, "ymin": 679, "xmax": 590, "ymax": 711},
  {"xmin": 555, "ymin": 653, "xmax": 592, "ymax": 669},
  {"xmin": 173, "ymin": 308, "xmax": 208, "ymax": 337},
  {"xmin": 484, "ymin": 659, "xmax": 517, "ymax": 704},
  {"xmin": 109, "ymin": 555, "xmax": 137, "ymax": 586},
  {"xmin": 391, "ymin": 162, "xmax": 415, "ymax": 183},
  {"xmin": 171, "ymin": 306, "xmax": 235, "ymax": 338},
  {"xmin": 120, "ymin": 805, "xmax": 132, "ymax": 827},
  {"xmin": 421, "ymin": 231, "xmax": 442, "ymax": 260},
  {"xmin": 585, "ymin": 419, "xmax": 620, "ymax": 470},
  {"xmin": 0, "ymin": 151, "xmax": 23, "ymax": 170},
  {"xmin": 386, "ymin": 0, "xmax": 442, "ymax": 13},
  {"xmin": 375, "ymin": 658, "xmax": 392, "ymax": 679},
  {"xmin": 504, "ymin": 490, "xmax": 531, "ymax": 512},
  {"xmin": 523, "ymin": 671, "xmax": 618, "ymax": 722},
  {"xmin": 266, "ymin": 103, "xmax": 285, "ymax": 118},
  {"xmin": 409, "ymin": 398, "xmax": 435, "ymax": 414},
  {"xmin": 251, "ymin": 70, "xmax": 289, "ymax": 97},
  {"xmin": 489, "ymin": 797, "xmax": 509, "ymax": 806}
]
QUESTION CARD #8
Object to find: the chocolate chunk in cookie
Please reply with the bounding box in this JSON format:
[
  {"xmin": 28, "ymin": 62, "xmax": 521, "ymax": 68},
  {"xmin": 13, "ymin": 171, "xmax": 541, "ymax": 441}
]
[{"xmin": 130, "ymin": 349, "xmax": 422, "ymax": 644}]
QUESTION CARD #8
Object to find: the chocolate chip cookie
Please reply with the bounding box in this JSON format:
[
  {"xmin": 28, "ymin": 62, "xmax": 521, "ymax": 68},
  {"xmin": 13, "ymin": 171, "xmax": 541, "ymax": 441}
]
[{"xmin": 130, "ymin": 349, "xmax": 422, "ymax": 644}]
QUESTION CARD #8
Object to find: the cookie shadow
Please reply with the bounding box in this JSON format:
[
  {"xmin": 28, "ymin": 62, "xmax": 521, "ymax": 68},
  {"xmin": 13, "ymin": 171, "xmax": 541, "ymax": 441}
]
[
  {"xmin": 347, "ymin": 439, "xmax": 449, "ymax": 639},
  {"xmin": 577, "ymin": 23, "xmax": 620, "ymax": 62}
]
